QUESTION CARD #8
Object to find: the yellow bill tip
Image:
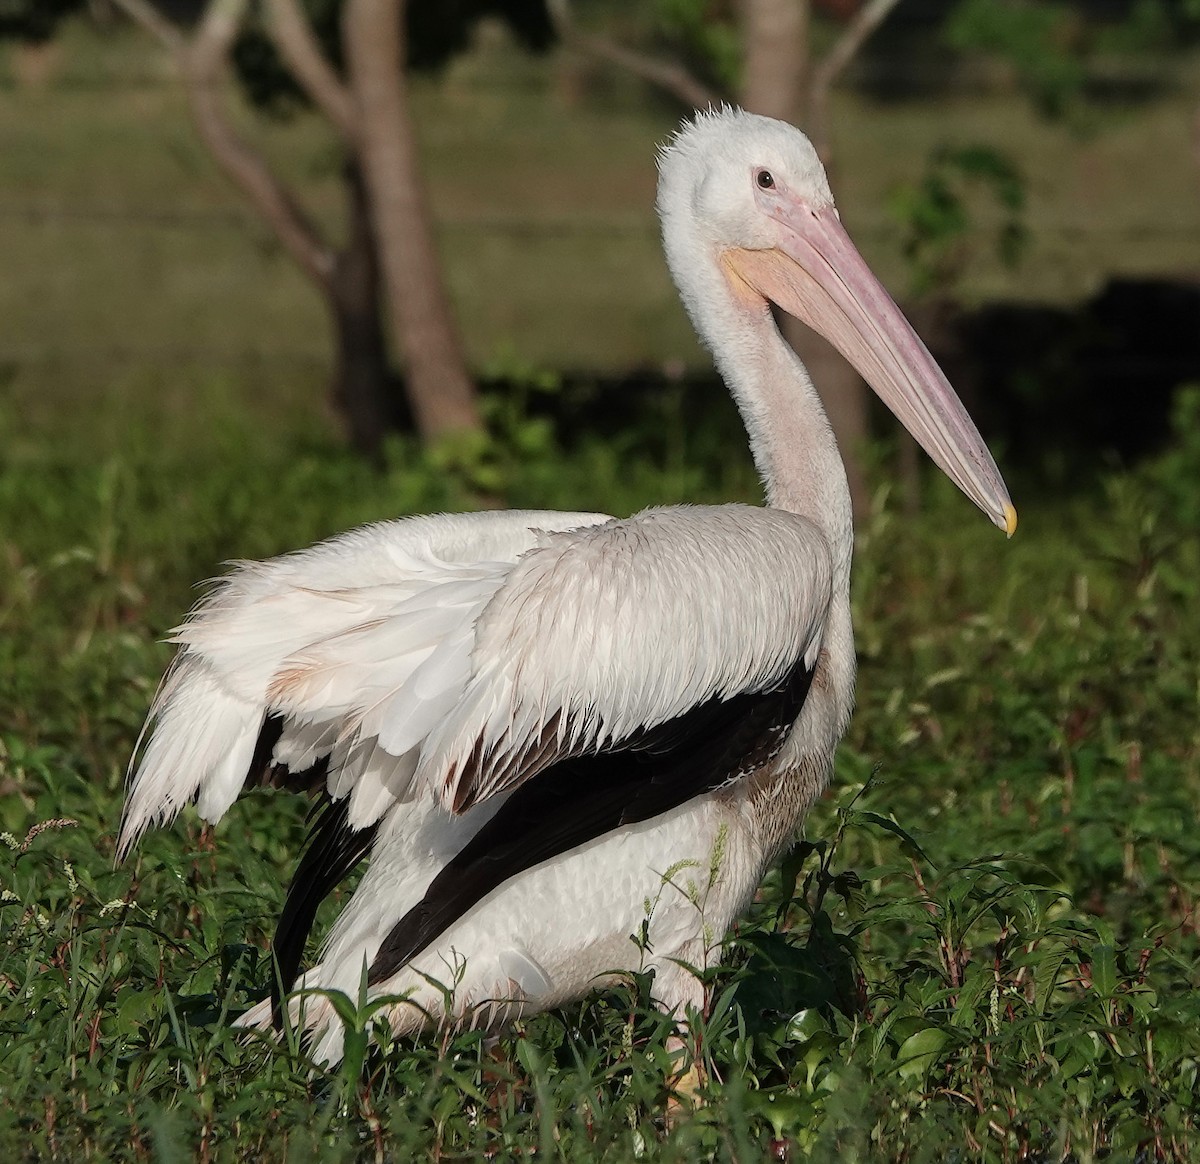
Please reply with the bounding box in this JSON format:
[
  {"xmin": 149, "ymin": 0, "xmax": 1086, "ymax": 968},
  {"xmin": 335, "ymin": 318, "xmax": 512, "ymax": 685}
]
[{"xmin": 1003, "ymin": 503, "xmax": 1018, "ymax": 538}]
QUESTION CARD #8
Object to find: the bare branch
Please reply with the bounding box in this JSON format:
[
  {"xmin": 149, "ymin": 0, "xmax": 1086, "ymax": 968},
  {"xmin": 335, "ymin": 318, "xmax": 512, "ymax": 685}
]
[
  {"xmin": 187, "ymin": 0, "xmax": 251, "ymax": 74},
  {"xmin": 265, "ymin": 0, "xmax": 358, "ymax": 146},
  {"xmin": 114, "ymin": 0, "xmax": 336, "ymax": 289},
  {"xmin": 547, "ymin": 0, "xmax": 720, "ymax": 111},
  {"xmin": 812, "ymin": 0, "xmax": 902, "ymax": 95},
  {"xmin": 187, "ymin": 0, "xmax": 336, "ymax": 287},
  {"xmin": 110, "ymin": 0, "xmax": 183, "ymax": 52},
  {"xmin": 808, "ymin": 0, "xmax": 903, "ymax": 160}
]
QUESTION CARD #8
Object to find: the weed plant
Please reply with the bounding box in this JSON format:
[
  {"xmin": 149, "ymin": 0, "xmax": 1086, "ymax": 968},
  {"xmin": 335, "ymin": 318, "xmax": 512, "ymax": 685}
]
[{"xmin": 1, "ymin": 386, "xmax": 1198, "ymax": 1161}]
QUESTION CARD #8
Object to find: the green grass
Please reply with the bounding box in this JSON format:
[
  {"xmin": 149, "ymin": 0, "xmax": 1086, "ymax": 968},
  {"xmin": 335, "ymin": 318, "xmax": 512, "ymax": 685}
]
[
  {"xmin": 2, "ymin": 17, "xmax": 1200, "ymax": 1160},
  {"xmin": 2, "ymin": 384, "xmax": 1199, "ymax": 1161}
]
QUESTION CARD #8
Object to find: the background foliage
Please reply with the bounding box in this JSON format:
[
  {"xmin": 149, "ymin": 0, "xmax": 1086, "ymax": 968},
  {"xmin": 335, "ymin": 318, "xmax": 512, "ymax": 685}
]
[
  {"xmin": 2, "ymin": 4, "xmax": 1199, "ymax": 1160},
  {"xmin": 2, "ymin": 382, "xmax": 1199, "ymax": 1159}
]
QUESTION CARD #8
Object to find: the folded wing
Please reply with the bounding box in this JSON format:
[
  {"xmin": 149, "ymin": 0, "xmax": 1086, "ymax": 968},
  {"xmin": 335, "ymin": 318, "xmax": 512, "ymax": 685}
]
[
  {"xmin": 120, "ymin": 505, "xmax": 832, "ymax": 858},
  {"xmin": 118, "ymin": 509, "xmax": 610, "ymax": 852}
]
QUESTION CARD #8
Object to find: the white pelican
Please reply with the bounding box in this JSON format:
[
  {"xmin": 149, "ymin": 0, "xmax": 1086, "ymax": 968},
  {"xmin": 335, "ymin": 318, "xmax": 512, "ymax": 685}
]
[{"xmin": 120, "ymin": 108, "xmax": 1014, "ymax": 1066}]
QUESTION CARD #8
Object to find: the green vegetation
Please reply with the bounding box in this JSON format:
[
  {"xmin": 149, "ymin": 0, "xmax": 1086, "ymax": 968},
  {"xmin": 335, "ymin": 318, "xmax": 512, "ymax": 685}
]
[
  {"xmin": 3, "ymin": 14, "xmax": 1200, "ymax": 1162},
  {"xmin": 2, "ymin": 381, "xmax": 1198, "ymax": 1161}
]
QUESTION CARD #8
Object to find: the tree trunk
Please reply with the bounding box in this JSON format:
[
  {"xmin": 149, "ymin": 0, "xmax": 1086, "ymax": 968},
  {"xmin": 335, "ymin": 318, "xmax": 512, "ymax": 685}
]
[
  {"xmin": 328, "ymin": 163, "xmax": 398, "ymax": 466},
  {"xmin": 342, "ymin": 0, "xmax": 482, "ymax": 439},
  {"xmin": 739, "ymin": 0, "xmax": 871, "ymax": 522},
  {"xmin": 739, "ymin": 0, "xmax": 808, "ymax": 119},
  {"xmin": 116, "ymin": 0, "xmax": 407, "ymax": 461}
]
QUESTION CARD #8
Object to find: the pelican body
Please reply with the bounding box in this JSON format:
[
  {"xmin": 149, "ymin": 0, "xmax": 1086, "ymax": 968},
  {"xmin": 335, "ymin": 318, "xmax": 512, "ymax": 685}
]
[{"xmin": 121, "ymin": 110, "xmax": 1013, "ymax": 1064}]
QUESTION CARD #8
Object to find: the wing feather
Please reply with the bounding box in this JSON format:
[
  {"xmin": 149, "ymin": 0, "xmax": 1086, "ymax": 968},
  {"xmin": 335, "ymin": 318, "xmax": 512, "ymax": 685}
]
[
  {"xmin": 119, "ymin": 510, "xmax": 608, "ymax": 852},
  {"xmin": 419, "ymin": 505, "xmax": 833, "ymax": 812},
  {"xmin": 121, "ymin": 504, "xmax": 831, "ymax": 855}
]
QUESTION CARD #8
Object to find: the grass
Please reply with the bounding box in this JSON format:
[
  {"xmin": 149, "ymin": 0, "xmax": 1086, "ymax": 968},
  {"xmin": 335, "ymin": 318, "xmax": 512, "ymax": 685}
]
[
  {"xmin": 2, "ymin": 17, "xmax": 1199, "ymax": 1160},
  {"xmin": 1, "ymin": 380, "xmax": 1199, "ymax": 1160}
]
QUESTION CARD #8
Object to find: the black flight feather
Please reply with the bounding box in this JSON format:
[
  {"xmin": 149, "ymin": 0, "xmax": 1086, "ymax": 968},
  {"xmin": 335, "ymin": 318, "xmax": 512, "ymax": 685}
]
[
  {"xmin": 270, "ymin": 776, "xmax": 377, "ymax": 1019},
  {"xmin": 245, "ymin": 714, "xmax": 285, "ymax": 787},
  {"xmin": 242, "ymin": 715, "xmax": 379, "ymax": 1017},
  {"xmin": 367, "ymin": 658, "xmax": 815, "ymax": 986}
]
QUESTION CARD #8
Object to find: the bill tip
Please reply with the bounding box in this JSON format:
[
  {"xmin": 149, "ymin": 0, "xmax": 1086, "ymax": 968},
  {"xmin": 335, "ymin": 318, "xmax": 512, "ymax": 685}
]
[{"xmin": 1002, "ymin": 503, "xmax": 1018, "ymax": 538}]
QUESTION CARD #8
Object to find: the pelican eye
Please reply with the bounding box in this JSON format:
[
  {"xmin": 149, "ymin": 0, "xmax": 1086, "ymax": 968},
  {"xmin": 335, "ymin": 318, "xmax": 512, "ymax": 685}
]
[{"xmin": 755, "ymin": 169, "xmax": 775, "ymax": 189}]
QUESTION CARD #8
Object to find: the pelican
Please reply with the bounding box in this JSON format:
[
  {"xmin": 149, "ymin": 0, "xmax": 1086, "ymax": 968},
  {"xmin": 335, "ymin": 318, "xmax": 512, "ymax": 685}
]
[{"xmin": 120, "ymin": 108, "xmax": 1014, "ymax": 1066}]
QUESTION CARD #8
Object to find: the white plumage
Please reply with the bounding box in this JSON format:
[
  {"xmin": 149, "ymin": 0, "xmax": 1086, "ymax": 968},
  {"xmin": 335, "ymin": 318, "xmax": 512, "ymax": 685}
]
[{"xmin": 121, "ymin": 108, "xmax": 1013, "ymax": 1064}]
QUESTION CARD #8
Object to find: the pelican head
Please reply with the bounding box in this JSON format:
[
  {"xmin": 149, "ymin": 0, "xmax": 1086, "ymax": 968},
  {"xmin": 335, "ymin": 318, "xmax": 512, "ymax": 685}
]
[{"xmin": 658, "ymin": 107, "xmax": 1016, "ymax": 537}]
